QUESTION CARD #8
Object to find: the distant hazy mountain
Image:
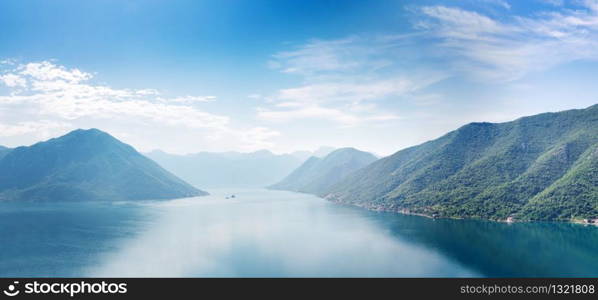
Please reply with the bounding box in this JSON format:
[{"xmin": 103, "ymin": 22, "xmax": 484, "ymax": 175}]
[
  {"xmin": 313, "ymin": 146, "xmax": 336, "ymax": 158},
  {"xmin": 289, "ymin": 146, "xmax": 336, "ymax": 161},
  {"xmin": 269, "ymin": 147, "xmax": 378, "ymax": 195},
  {"xmin": 289, "ymin": 150, "xmax": 312, "ymax": 161},
  {"xmin": 146, "ymin": 149, "xmax": 306, "ymax": 188},
  {"xmin": 323, "ymin": 104, "xmax": 598, "ymax": 222},
  {"xmin": 0, "ymin": 129, "xmax": 206, "ymax": 201},
  {"xmin": 0, "ymin": 146, "xmax": 11, "ymax": 160}
]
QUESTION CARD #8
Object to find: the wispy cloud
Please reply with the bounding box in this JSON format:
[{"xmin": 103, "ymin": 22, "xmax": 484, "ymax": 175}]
[
  {"xmin": 275, "ymin": 79, "xmax": 427, "ymax": 104},
  {"xmin": 258, "ymin": 105, "xmax": 399, "ymax": 126},
  {"xmin": 538, "ymin": 0, "xmax": 564, "ymax": 6},
  {"xmin": 0, "ymin": 120, "xmax": 72, "ymax": 138},
  {"xmin": 0, "ymin": 73, "xmax": 27, "ymax": 88},
  {"xmin": 0, "ymin": 61, "xmax": 228, "ymax": 127},
  {"xmin": 269, "ymin": 37, "xmax": 397, "ymax": 77},
  {"xmin": 484, "ymin": 0, "xmax": 511, "ymax": 10},
  {"xmin": 159, "ymin": 95, "xmax": 217, "ymax": 104},
  {"xmin": 262, "ymin": 35, "xmax": 444, "ymax": 126},
  {"xmin": 415, "ymin": 1, "xmax": 598, "ymax": 81}
]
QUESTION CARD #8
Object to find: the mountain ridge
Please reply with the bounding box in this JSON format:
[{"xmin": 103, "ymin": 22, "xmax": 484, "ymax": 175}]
[
  {"xmin": 0, "ymin": 128, "xmax": 206, "ymax": 201},
  {"xmin": 322, "ymin": 104, "xmax": 598, "ymax": 222},
  {"xmin": 0, "ymin": 145, "xmax": 11, "ymax": 160},
  {"xmin": 269, "ymin": 147, "xmax": 378, "ymax": 195}
]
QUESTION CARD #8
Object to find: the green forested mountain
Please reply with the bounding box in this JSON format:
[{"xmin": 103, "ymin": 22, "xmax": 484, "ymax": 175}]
[
  {"xmin": 323, "ymin": 104, "xmax": 598, "ymax": 221},
  {"xmin": 0, "ymin": 129, "xmax": 206, "ymax": 201},
  {"xmin": 269, "ymin": 147, "xmax": 378, "ymax": 195}
]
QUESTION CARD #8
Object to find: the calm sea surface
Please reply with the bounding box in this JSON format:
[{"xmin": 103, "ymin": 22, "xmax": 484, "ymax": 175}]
[{"xmin": 1, "ymin": 189, "xmax": 597, "ymax": 277}]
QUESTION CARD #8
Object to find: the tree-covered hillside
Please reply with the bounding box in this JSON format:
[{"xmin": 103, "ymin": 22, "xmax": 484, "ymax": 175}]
[
  {"xmin": 0, "ymin": 146, "xmax": 11, "ymax": 160},
  {"xmin": 269, "ymin": 147, "xmax": 378, "ymax": 195},
  {"xmin": 323, "ymin": 104, "xmax": 598, "ymax": 222},
  {"xmin": 0, "ymin": 129, "xmax": 206, "ymax": 201}
]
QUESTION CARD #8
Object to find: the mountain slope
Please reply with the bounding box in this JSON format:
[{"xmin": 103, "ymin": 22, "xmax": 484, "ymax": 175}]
[
  {"xmin": 0, "ymin": 146, "xmax": 11, "ymax": 160},
  {"xmin": 313, "ymin": 146, "xmax": 337, "ymax": 158},
  {"xmin": 146, "ymin": 149, "xmax": 305, "ymax": 188},
  {"xmin": 0, "ymin": 129, "xmax": 206, "ymax": 201},
  {"xmin": 269, "ymin": 147, "xmax": 378, "ymax": 195},
  {"xmin": 288, "ymin": 146, "xmax": 337, "ymax": 162},
  {"xmin": 323, "ymin": 104, "xmax": 598, "ymax": 221}
]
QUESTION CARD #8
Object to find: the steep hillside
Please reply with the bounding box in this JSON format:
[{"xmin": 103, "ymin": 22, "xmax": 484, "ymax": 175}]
[
  {"xmin": 0, "ymin": 146, "xmax": 11, "ymax": 160},
  {"xmin": 269, "ymin": 147, "xmax": 378, "ymax": 195},
  {"xmin": 0, "ymin": 129, "xmax": 206, "ymax": 201},
  {"xmin": 323, "ymin": 104, "xmax": 598, "ymax": 221}
]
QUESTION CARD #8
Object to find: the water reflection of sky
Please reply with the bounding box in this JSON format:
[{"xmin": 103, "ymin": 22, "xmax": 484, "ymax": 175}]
[
  {"xmin": 88, "ymin": 189, "xmax": 479, "ymax": 277},
  {"xmin": 2, "ymin": 189, "xmax": 597, "ymax": 277}
]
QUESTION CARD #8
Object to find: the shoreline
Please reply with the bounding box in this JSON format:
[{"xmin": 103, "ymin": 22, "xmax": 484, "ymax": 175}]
[{"xmin": 326, "ymin": 198, "xmax": 598, "ymax": 227}]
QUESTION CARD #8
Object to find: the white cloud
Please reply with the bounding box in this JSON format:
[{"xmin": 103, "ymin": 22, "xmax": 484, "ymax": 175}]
[
  {"xmin": 484, "ymin": 0, "xmax": 511, "ymax": 9},
  {"xmin": 258, "ymin": 105, "xmax": 361, "ymax": 125},
  {"xmin": 268, "ymin": 36, "xmax": 407, "ymax": 77},
  {"xmin": 418, "ymin": 6, "xmax": 509, "ymax": 38},
  {"xmin": 0, "ymin": 64, "xmax": 228, "ymax": 128},
  {"xmin": 0, "ymin": 120, "xmax": 73, "ymax": 138},
  {"xmin": 237, "ymin": 126, "xmax": 281, "ymax": 150},
  {"xmin": 257, "ymin": 103, "xmax": 400, "ymax": 127},
  {"xmin": 257, "ymin": 1, "xmax": 598, "ymax": 137},
  {"xmin": 0, "ymin": 59, "xmax": 16, "ymax": 65},
  {"xmin": 161, "ymin": 95, "xmax": 216, "ymax": 104},
  {"xmin": 135, "ymin": 89, "xmax": 160, "ymax": 96},
  {"xmin": 20, "ymin": 61, "xmax": 92, "ymax": 83},
  {"xmin": 416, "ymin": 3, "xmax": 598, "ymax": 81},
  {"xmin": 538, "ymin": 0, "xmax": 564, "ymax": 6},
  {"xmin": 262, "ymin": 35, "xmax": 444, "ymax": 126},
  {"xmin": 0, "ymin": 60, "xmax": 278, "ymax": 152},
  {"xmin": 0, "ymin": 74, "xmax": 26, "ymax": 88},
  {"xmin": 277, "ymin": 78, "xmax": 439, "ymax": 105},
  {"xmin": 256, "ymin": 78, "xmax": 426, "ymax": 125},
  {"xmin": 270, "ymin": 37, "xmax": 364, "ymax": 75},
  {"xmin": 247, "ymin": 94, "xmax": 262, "ymax": 99}
]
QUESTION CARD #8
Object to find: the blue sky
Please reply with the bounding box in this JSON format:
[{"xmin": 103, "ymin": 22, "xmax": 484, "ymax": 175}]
[{"xmin": 1, "ymin": 0, "xmax": 597, "ymax": 155}]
